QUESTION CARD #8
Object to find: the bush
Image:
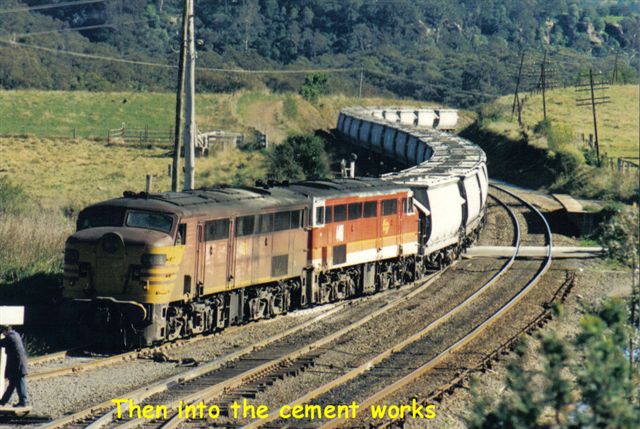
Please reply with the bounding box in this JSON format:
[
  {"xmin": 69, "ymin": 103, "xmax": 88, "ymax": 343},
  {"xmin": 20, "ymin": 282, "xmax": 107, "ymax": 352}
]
[
  {"xmin": 267, "ymin": 134, "xmax": 330, "ymax": 181},
  {"xmin": 0, "ymin": 212, "xmax": 73, "ymax": 284},
  {"xmin": 551, "ymin": 146, "xmax": 584, "ymax": 176},
  {"xmin": 299, "ymin": 73, "xmax": 329, "ymax": 102},
  {"xmin": 0, "ymin": 177, "xmax": 27, "ymax": 214}
]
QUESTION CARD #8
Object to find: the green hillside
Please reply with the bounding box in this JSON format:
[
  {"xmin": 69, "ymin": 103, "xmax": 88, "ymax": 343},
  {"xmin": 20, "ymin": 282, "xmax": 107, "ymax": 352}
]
[
  {"xmin": 483, "ymin": 84, "xmax": 639, "ymax": 159},
  {"xmin": 0, "ymin": 90, "xmax": 446, "ymax": 209}
]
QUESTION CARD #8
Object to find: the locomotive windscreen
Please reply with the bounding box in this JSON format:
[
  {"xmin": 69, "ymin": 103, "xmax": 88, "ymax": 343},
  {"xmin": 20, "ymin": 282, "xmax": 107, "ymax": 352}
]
[{"xmin": 77, "ymin": 206, "xmax": 126, "ymax": 231}]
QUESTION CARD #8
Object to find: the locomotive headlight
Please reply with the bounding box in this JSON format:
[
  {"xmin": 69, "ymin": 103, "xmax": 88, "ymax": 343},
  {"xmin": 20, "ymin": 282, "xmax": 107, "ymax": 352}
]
[
  {"xmin": 64, "ymin": 249, "xmax": 79, "ymax": 264},
  {"xmin": 141, "ymin": 253, "xmax": 167, "ymax": 268}
]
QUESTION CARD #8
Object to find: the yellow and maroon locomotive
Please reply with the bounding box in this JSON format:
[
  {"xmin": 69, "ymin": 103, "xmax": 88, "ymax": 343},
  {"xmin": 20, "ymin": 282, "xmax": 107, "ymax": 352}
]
[{"xmin": 63, "ymin": 178, "xmax": 420, "ymax": 347}]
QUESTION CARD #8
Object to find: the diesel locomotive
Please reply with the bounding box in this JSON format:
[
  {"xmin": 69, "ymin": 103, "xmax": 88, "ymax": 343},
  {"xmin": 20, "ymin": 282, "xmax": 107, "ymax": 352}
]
[{"xmin": 63, "ymin": 107, "xmax": 488, "ymax": 348}]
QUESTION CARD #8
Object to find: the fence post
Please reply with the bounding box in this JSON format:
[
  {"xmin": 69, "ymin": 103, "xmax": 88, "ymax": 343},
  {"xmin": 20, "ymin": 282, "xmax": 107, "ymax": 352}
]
[
  {"xmin": 107, "ymin": 130, "xmax": 110, "ymax": 144},
  {"xmin": 145, "ymin": 175, "xmax": 152, "ymax": 193}
]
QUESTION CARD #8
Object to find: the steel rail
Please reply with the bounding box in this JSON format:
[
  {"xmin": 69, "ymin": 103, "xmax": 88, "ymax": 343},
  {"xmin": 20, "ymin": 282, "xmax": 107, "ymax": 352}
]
[
  {"xmin": 237, "ymin": 194, "xmax": 521, "ymax": 429},
  {"xmin": 315, "ymin": 186, "xmax": 552, "ymax": 429},
  {"xmin": 28, "ymin": 328, "xmax": 243, "ymax": 382},
  {"xmin": 117, "ymin": 271, "xmax": 447, "ymax": 429},
  {"xmin": 40, "ymin": 271, "xmax": 444, "ymax": 429},
  {"xmin": 39, "ymin": 302, "xmax": 348, "ymax": 429},
  {"xmin": 29, "ymin": 346, "xmax": 90, "ymax": 367}
]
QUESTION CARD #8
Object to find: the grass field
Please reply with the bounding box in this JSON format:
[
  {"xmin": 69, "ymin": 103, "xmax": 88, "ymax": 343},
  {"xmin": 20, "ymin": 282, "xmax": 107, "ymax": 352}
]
[
  {"xmin": 483, "ymin": 84, "xmax": 639, "ymax": 159},
  {"xmin": 0, "ymin": 90, "xmax": 442, "ymax": 209},
  {"xmin": 0, "ymin": 90, "xmax": 439, "ymax": 144}
]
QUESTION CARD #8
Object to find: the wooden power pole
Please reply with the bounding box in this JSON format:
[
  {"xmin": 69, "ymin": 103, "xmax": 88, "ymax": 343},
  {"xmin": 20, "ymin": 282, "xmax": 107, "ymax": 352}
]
[
  {"xmin": 575, "ymin": 69, "xmax": 610, "ymax": 167},
  {"xmin": 511, "ymin": 52, "xmax": 525, "ymax": 120},
  {"xmin": 171, "ymin": 0, "xmax": 189, "ymax": 192},
  {"xmin": 541, "ymin": 50, "xmax": 547, "ymax": 121},
  {"xmin": 183, "ymin": 0, "xmax": 196, "ymax": 191}
]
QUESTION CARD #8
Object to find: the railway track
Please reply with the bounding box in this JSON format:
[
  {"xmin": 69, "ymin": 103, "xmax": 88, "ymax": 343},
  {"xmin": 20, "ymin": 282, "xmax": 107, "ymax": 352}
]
[
  {"xmin": 30, "ymin": 185, "xmax": 562, "ymax": 429},
  {"xmin": 153, "ymin": 187, "xmax": 549, "ymax": 429},
  {"xmin": 73, "ymin": 191, "xmax": 532, "ymax": 429},
  {"xmin": 27, "ymin": 328, "xmax": 249, "ymax": 382},
  {"xmin": 38, "ymin": 270, "xmax": 445, "ymax": 429},
  {"xmin": 308, "ymin": 184, "xmax": 553, "ymax": 429}
]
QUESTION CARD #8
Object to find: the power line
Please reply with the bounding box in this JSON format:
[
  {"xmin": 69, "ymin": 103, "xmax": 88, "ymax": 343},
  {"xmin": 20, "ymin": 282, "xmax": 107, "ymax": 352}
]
[
  {"xmin": 0, "ymin": 0, "xmax": 105, "ymax": 15},
  {"xmin": 0, "ymin": 39, "xmax": 358, "ymax": 74},
  {"xmin": 0, "ymin": 39, "xmax": 176, "ymax": 69},
  {"xmin": 6, "ymin": 19, "xmax": 156, "ymax": 38}
]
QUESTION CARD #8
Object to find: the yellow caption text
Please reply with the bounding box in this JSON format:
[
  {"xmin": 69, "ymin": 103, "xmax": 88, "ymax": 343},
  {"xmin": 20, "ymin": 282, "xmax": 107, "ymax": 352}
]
[{"xmin": 111, "ymin": 398, "xmax": 436, "ymax": 421}]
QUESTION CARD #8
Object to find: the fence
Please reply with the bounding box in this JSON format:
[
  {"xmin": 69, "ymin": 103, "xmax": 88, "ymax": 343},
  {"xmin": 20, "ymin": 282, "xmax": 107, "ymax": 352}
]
[
  {"xmin": 107, "ymin": 124, "xmax": 175, "ymax": 146},
  {"xmin": 574, "ymin": 132, "xmax": 639, "ymax": 176},
  {"xmin": 0, "ymin": 123, "xmax": 174, "ymax": 146}
]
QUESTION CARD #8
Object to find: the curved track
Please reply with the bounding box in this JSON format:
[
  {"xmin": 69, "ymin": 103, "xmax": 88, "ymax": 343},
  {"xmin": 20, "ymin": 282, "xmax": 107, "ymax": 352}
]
[{"xmin": 33, "ymin": 108, "xmax": 560, "ymax": 429}]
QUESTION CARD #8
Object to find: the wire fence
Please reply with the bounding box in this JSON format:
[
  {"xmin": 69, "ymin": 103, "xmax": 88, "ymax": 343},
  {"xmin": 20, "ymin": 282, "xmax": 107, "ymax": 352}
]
[{"xmin": 0, "ymin": 124, "xmax": 175, "ymax": 147}]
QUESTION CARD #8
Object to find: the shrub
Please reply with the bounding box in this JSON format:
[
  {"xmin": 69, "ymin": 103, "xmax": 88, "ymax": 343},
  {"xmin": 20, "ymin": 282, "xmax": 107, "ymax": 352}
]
[
  {"xmin": 0, "ymin": 177, "xmax": 27, "ymax": 214},
  {"xmin": 299, "ymin": 73, "xmax": 329, "ymax": 102},
  {"xmin": 267, "ymin": 134, "xmax": 330, "ymax": 181}
]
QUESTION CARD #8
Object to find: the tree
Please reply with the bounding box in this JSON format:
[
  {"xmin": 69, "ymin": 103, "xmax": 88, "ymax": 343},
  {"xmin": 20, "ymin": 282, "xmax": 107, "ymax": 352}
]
[
  {"xmin": 468, "ymin": 298, "xmax": 640, "ymax": 428},
  {"xmin": 267, "ymin": 134, "xmax": 330, "ymax": 182},
  {"xmin": 299, "ymin": 73, "xmax": 329, "ymax": 102}
]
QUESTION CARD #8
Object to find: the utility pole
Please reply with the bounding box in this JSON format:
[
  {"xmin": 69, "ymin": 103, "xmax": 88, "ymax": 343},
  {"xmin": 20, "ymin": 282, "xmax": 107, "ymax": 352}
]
[
  {"xmin": 358, "ymin": 68, "xmax": 364, "ymax": 98},
  {"xmin": 171, "ymin": 0, "xmax": 189, "ymax": 192},
  {"xmin": 511, "ymin": 52, "xmax": 525, "ymax": 120},
  {"xmin": 611, "ymin": 51, "xmax": 619, "ymax": 85},
  {"xmin": 183, "ymin": 0, "xmax": 196, "ymax": 191},
  {"xmin": 541, "ymin": 50, "xmax": 547, "ymax": 121},
  {"xmin": 575, "ymin": 69, "xmax": 610, "ymax": 167}
]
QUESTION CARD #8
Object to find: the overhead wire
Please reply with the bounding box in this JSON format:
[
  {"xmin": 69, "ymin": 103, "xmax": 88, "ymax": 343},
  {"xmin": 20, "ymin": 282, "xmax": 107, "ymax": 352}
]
[
  {"xmin": 5, "ymin": 19, "xmax": 156, "ymax": 38},
  {"xmin": 0, "ymin": 0, "xmax": 105, "ymax": 15},
  {"xmin": 0, "ymin": 39, "xmax": 358, "ymax": 74}
]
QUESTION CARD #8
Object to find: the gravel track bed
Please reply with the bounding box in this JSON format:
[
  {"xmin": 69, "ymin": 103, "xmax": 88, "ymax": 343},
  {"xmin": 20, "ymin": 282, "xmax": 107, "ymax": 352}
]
[
  {"xmin": 477, "ymin": 198, "xmax": 516, "ymax": 247},
  {"xmin": 27, "ymin": 301, "xmax": 347, "ymax": 420},
  {"xmin": 390, "ymin": 265, "xmax": 569, "ymax": 429},
  {"xmin": 24, "ymin": 201, "xmax": 520, "ymax": 426},
  {"xmin": 239, "ymin": 258, "xmax": 539, "ymax": 429},
  {"xmin": 28, "ymin": 356, "xmax": 97, "ymax": 374},
  {"xmin": 79, "ymin": 282, "xmax": 416, "ymax": 426},
  {"xmin": 188, "ymin": 255, "xmax": 514, "ymax": 427}
]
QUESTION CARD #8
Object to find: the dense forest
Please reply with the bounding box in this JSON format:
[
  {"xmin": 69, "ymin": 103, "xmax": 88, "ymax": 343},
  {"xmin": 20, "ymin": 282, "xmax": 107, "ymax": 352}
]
[{"xmin": 0, "ymin": 0, "xmax": 638, "ymax": 106}]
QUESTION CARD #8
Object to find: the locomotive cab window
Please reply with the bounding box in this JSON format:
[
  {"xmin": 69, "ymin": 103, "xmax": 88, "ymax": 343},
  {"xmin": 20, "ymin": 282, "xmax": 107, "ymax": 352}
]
[
  {"xmin": 402, "ymin": 197, "xmax": 414, "ymax": 214},
  {"xmin": 382, "ymin": 199, "xmax": 397, "ymax": 216},
  {"xmin": 235, "ymin": 215, "xmax": 255, "ymax": 237},
  {"xmin": 125, "ymin": 211, "xmax": 174, "ymax": 234},
  {"xmin": 364, "ymin": 201, "xmax": 377, "ymax": 218},
  {"xmin": 205, "ymin": 219, "xmax": 229, "ymax": 241},
  {"xmin": 315, "ymin": 207, "xmax": 325, "ymax": 226},
  {"xmin": 176, "ymin": 223, "xmax": 187, "ymax": 245},
  {"xmin": 77, "ymin": 206, "xmax": 126, "ymax": 230},
  {"xmin": 334, "ymin": 204, "xmax": 347, "ymax": 222}
]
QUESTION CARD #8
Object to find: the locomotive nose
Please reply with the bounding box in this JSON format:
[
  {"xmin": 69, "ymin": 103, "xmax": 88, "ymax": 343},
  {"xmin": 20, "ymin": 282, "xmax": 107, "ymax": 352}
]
[
  {"xmin": 95, "ymin": 232, "xmax": 127, "ymax": 295},
  {"xmin": 100, "ymin": 232, "xmax": 124, "ymax": 254}
]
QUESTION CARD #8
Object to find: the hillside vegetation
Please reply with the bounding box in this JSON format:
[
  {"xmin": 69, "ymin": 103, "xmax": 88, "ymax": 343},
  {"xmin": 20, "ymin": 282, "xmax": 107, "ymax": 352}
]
[
  {"xmin": 471, "ymin": 84, "xmax": 639, "ymax": 201},
  {"xmin": 0, "ymin": 1, "xmax": 638, "ymax": 106},
  {"xmin": 483, "ymin": 84, "xmax": 639, "ymax": 159},
  {"xmin": 0, "ymin": 90, "xmax": 442, "ymax": 209}
]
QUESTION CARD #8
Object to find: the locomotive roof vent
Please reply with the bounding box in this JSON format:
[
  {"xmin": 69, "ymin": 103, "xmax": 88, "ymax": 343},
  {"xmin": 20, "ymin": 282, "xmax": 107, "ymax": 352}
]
[{"xmin": 123, "ymin": 191, "xmax": 149, "ymax": 199}]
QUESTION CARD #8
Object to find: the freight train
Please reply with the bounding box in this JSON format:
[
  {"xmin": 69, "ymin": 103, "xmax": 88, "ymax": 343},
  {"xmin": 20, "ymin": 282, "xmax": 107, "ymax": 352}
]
[{"xmin": 63, "ymin": 107, "xmax": 488, "ymax": 348}]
